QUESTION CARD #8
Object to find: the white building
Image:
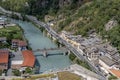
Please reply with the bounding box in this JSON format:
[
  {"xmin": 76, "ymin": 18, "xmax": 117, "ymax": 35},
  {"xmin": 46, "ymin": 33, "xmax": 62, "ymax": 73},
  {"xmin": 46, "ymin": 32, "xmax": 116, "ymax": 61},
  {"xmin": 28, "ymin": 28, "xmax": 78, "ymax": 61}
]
[{"xmin": 0, "ymin": 17, "xmax": 7, "ymax": 27}]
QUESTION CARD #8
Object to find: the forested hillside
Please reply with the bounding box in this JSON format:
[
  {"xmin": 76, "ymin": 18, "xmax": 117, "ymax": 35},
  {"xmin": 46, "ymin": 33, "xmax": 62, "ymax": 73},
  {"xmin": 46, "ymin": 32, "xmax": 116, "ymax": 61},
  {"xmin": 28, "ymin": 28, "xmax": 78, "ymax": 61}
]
[
  {"xmin": 0, "ymin": 0, "xmax": 91, "ymax": 18},
  {"xmin": 0, "ymin": 0, "xmax": 120, "ymax": 52}
]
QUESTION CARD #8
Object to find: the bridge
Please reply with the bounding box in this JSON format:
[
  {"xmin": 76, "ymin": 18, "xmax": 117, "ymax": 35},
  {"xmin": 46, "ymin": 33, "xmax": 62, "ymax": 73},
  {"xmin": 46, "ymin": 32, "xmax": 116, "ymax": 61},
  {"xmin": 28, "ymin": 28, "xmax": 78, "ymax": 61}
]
[{"xmin": 33, "ymin": 47, "xmax": 69, "ymax": 57}]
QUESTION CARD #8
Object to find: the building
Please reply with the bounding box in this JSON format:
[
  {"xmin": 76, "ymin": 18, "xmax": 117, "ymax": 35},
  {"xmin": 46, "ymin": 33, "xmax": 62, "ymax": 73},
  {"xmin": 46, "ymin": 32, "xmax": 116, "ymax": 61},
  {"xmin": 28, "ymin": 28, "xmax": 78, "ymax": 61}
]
[
  {"xmin": 0, "ymin": 17, "xmax": 6, "ymax": 26},
  {"xmin": 11, "ymin": 51, "xmax": 24, "ymax": 69},
  {"xmin": 11, "ymin": 39, "xmax": 27, "ymax": 51},
  {"xmin": 11, "ymin": 39, "xmax": 20, "ymax": 48},
  {"xmin": 0, "ymin": 17, "xmax": 7, "ymax": 27},
  {"xmin": 60, "ymin": 31, "xmax": 81, "ymax": 50},
  {"xmin": 11, "ymin": 50, "xmax": 35, "ymax": 70},
  {"xmin": 0, "ymin": 37, "xmax": 7, "ymax": 43},
  {"xmin": 18, "ymin": 41, "xmax": 27, "ymax": 51},
  {"xmin": 99, "ymin": 56, "xmax": 116, "ymax": 70},
  {"xmin": 21, "ymin": 50, "xmax": 35, "ymax": 68},
  {"xmin": 0, "ymin": 50, "xmax": 9, "ymax": 70},
  {"xmin": 86, "ymin": 47, "xmax": 100, "ymax": 61}
]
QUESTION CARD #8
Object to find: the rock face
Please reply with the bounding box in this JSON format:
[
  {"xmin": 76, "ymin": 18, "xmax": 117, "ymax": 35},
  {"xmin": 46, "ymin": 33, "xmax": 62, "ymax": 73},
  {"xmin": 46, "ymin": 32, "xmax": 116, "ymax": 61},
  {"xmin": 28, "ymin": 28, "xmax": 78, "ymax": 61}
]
[{"xmin": 105, "ymin": 19, "xmax": 118, "ymax": 31}]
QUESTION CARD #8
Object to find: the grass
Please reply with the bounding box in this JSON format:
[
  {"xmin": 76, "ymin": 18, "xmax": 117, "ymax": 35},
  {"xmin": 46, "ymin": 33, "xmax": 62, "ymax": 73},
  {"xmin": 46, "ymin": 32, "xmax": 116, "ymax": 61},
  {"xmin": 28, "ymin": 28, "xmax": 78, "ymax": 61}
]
[
  {"xmin": 0, "ymin": 26, "xmax": 23, "ymax": 40},
  {"xmin": 12, "ymin": 74, "xmax": 56, "ymax": 80},
  {"xmin": 58, "ymin": 71, "xmax": 81, "ymax": 80}
]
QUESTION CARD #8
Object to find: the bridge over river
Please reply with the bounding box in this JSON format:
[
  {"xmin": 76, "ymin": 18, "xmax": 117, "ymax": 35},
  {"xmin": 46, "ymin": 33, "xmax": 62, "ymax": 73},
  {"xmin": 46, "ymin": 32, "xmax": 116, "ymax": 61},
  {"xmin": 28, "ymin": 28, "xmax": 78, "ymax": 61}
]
[{"xmin": 33, "ymin": 47, "xmax": 69, "ymax": 57}]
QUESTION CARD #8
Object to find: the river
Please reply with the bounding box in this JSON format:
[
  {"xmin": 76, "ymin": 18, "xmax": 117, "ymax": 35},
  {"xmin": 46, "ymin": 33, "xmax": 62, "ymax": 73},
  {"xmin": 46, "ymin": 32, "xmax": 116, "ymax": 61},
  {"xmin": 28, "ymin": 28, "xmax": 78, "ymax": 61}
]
[{"xmin": 11, "ymin": 20, "xmax": 71, "ymax": 73}]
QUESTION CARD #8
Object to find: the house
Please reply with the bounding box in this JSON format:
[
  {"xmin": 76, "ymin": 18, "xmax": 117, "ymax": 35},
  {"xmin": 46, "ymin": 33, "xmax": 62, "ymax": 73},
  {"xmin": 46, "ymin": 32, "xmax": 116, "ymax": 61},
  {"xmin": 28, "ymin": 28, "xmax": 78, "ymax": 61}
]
[
  {"xmin": 11, "ymin": 50, "xmax": 35, "ymax": 71},
  {"xmin": 21, "ymin": 50, "xmax": 35, "ymax": 68},
  {"xmin": 18, "ymin": 41, "xmax": 27, "ymax": 51},
  {"xmin": 0, "ymin": 17, "xmax": 7, "ymax": 27},
  {"xmin": 11, "ymin": 39, "xmax": 27, "ymax": 51},
  {"xmin": 0, "ymin": 37, "xmax": 7, "ymax": 43},
  {"xmin": 11, "ymin": 51, "xmax": 24, "ymax": 69},
  {"xmin": 0, "ymin": 18, "xmax": 5, "ymax": 26},
  {"xmin": 0, "ymin": 50, "xmax": 9, "ymax": 70},
  {"xmin": 11, "ymin": 39, "xmax": 19, "ymax": 48}
]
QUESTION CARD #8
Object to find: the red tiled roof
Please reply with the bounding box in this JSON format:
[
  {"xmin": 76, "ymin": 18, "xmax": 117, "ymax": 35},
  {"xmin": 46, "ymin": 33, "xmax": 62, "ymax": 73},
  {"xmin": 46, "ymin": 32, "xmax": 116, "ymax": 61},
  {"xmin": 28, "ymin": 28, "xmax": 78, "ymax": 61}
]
[
  {"xmin": 18, "ymin": 41, "xmax": 27, "ymax": 47},
  {"xmin": 110, "ymin": 69, "xmax": 120, "ymax": 78},
  {"xmin": 0, "ymin": 53, "xmax": 9, "ymax": 64},
  {"xmin": 21, "ymin": 50, "xmax": 35, "ymax": 67}
]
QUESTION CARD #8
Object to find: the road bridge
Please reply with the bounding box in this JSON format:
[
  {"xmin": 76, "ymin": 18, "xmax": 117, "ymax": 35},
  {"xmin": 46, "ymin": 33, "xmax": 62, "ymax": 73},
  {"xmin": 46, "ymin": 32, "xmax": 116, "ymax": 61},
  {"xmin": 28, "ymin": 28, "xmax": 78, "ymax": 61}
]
[{"xmin": 33, "ymin": 47, "xmax": 69, "ymax": 57}]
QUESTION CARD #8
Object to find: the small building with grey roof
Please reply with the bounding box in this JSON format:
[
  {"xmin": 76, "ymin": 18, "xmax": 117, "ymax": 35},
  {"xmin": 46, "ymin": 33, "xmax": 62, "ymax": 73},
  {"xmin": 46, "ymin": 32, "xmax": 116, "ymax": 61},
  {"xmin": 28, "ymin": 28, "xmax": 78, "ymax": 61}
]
[{"xmin": 11, "ymin": 51, "xmax": 24, "ymax": 69}]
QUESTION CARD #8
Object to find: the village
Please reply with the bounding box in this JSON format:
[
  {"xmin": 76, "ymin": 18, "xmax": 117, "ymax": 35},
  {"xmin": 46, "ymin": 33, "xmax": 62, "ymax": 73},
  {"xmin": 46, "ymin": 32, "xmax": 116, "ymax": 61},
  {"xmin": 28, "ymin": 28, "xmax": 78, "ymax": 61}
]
[
  {"xmin": 0, "ymin": 16, "xmax": 35, "ymax": 76},
  {"xmin": 59, "ymin": 29, "xmax": 120, "ymax": 78}
]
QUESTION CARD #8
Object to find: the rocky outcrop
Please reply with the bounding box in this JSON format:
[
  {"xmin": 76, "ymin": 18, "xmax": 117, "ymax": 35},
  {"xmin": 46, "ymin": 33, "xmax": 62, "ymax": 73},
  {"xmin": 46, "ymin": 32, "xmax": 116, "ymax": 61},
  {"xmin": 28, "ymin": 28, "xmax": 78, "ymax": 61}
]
[{"xmin": 105, "ymin": 19, "xmax": 118, "ymax": 31}]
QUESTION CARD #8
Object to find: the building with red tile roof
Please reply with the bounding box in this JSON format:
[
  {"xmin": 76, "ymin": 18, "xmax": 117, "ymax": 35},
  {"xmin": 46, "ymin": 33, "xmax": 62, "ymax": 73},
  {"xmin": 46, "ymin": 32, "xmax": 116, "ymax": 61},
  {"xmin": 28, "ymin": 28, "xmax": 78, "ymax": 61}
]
[
  {"xmin": 0, "ymin": 50, "xmax": 9, "ymax": 70},
  {"xmin": 21, "ymin": 50, "xmax": 35, "ymax": 68},
  {"xmin": 109, "ymin": 69, "xmax": 120, "ymax": 78}
]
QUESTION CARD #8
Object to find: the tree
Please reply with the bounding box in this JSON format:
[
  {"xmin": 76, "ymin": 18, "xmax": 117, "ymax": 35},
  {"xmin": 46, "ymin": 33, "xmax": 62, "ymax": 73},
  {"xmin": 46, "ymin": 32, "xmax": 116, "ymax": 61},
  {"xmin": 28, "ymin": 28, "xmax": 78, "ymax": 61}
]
[
  {"xmin": 25, "ymin": 67, "xmax": 32, "ymax": 74},
  {"xmin": 13, "ymin": 69, "xmax": 21, "ymax": 76}
]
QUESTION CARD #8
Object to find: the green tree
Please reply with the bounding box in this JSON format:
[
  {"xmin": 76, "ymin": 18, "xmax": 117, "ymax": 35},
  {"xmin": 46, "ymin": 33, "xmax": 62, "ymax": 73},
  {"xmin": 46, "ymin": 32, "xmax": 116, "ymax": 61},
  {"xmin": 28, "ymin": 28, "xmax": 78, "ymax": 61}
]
[
  {"xmin": 13, "ymin": 69, "xmax": 21, "ymax": 76},
  {"xmin": 25, "ymin": 67, "xmax": 32, "ymax": 74}
]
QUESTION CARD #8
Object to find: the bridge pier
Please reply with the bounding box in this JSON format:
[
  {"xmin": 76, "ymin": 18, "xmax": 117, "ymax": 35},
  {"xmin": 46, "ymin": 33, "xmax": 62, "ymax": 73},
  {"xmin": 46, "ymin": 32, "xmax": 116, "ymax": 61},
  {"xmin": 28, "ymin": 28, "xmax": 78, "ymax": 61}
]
[
  {"xmin": 67, "ymin": 50, "xmax": 71, "ymax": 56},
  {"xmin": 63, "ymin": 50, "xmax": 71, "ymax": 56},
  {"xmin": 47, "ymin": 32, "xmax": 52, "ymax": 38},
  {"xmin": 52, "ymin": 36, "xmax": 57, "ymax": 42},
  {"xmin": 63, "ymin": 52, "xmax": 67, "ymax": 56},
  {"xmin": 43, "ymin": 30, "xmax": 47, "ymax": 36},
  {"xmin": 43, "ymin": 51, "xmax": 48, "ymax": 57}
]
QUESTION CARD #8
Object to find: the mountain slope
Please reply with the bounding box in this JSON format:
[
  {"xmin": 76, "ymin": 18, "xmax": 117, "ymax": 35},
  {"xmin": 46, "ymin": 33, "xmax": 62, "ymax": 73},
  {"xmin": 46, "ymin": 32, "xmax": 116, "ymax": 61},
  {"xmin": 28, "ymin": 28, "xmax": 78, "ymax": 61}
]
[
  {"xmin": 0, "ymin": 0, "xmax": 120, "ymax": 52},
  {"xmin": 54, "ymin": 0, "xmax": 120, "ymax": 51}
]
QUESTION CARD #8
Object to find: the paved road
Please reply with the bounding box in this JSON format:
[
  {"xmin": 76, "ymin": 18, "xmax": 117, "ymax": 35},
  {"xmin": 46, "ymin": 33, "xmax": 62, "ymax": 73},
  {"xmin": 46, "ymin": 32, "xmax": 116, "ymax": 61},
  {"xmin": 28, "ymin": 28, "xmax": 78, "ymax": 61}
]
[
  {"xmin": 7, "ymin": 69, "xmax": 13, "ymax": 76},
  {"xmin": 0, "ymin": 7, "xmax": 106, "ymax": 80}
]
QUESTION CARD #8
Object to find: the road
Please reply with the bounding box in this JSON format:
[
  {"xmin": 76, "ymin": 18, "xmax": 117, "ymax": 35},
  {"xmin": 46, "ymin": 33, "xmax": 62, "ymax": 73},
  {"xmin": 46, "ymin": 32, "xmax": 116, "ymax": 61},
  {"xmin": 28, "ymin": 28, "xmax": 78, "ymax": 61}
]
[{"xmin": 0, "ymin": 7, "xmax": 106, "ymax": 80}]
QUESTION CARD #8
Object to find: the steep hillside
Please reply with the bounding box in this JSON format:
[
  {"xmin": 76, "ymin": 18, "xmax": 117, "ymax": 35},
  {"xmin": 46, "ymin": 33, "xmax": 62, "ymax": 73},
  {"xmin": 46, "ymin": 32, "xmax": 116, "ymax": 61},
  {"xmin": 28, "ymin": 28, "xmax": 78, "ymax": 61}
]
[
  {"xmin": 0, "ymin": 0, "xmax": 120, "ymax": 52},
  {"xmin": 57, "ymin": 0, "xmax": 120, "ymax": 52},
  {"xmin": 0, "ymin": 0, "xmax": 91, "ymax": 18}
]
